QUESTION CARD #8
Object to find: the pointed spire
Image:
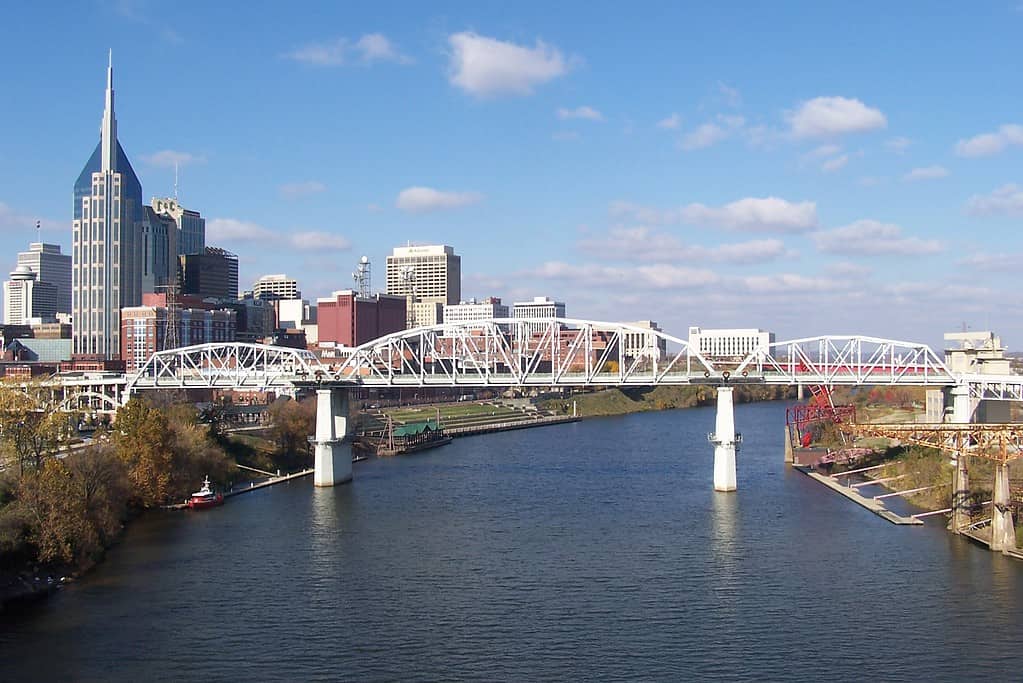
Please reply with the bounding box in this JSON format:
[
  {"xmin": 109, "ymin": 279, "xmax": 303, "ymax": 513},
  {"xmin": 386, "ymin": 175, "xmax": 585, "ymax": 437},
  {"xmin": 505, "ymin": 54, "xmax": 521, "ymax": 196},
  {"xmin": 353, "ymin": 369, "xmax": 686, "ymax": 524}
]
[{"xmin": 100, "ymin": 50, "xmax": 117, "ymax": 172}]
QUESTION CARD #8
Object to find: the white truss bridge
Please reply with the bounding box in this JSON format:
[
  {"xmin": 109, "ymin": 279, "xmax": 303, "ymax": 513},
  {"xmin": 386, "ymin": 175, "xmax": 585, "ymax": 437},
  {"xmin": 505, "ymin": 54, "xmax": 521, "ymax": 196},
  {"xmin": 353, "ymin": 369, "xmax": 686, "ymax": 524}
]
[{"xmin": 35, "ymin": 318, "xmax": 1017, "ymax": 404}]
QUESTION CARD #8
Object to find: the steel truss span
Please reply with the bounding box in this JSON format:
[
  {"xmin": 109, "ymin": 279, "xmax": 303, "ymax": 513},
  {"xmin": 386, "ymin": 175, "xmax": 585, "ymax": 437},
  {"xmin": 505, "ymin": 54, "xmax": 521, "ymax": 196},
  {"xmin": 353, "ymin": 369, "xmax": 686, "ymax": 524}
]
[
  {"xmin": 127, "ymin": 342, "xmax": 328, "ymax": 392},
  {"xmin": 843, "ymin": 423, "xmax": 1023, "ymax": 462},
  {"xmin": 733, "ymin": 335, "xmax": 957, "ymax": 386},
  {"xmin": 335, "ymin": 318, "xmax": 715, "ymax": 387}
]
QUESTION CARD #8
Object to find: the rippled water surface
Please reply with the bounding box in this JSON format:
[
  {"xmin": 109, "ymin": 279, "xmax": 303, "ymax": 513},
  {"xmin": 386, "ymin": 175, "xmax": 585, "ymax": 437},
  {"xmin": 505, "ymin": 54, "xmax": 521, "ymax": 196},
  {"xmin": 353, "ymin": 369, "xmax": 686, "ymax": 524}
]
[{"xmin": 2, "ymin": 402, "xmax": 1023, "ymax": 681}]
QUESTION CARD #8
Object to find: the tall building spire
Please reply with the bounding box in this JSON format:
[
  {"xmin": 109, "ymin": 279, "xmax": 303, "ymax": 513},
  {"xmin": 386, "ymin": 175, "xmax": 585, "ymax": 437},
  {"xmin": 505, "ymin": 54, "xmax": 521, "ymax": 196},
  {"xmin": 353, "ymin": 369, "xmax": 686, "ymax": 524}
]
[{"xmin": 100, "ymin": 49, "xmax": 117, "ymax": 172}]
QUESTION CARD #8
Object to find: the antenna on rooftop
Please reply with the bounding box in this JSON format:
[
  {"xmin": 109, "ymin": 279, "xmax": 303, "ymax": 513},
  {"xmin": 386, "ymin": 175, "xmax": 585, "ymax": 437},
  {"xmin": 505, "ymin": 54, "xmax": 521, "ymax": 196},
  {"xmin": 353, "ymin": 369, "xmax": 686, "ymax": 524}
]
[
  {"xmin": 352, "ymin": 255, "xmax": 372, "ymax": 298},
  {"xmin": 174, "ymin": 162, "xmax": 179, "ymax": 200},
  {"xmin": 35, "ymin": 220, "xmax": 41, "ymax": 243}
]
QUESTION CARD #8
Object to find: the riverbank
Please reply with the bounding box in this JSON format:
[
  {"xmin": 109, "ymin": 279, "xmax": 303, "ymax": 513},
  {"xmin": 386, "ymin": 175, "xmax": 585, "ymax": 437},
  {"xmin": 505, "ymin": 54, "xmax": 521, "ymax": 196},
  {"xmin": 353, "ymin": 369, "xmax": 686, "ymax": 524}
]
[{"xmin": 539, "ymin": 384, "xmax": 796, "ymax": 418}]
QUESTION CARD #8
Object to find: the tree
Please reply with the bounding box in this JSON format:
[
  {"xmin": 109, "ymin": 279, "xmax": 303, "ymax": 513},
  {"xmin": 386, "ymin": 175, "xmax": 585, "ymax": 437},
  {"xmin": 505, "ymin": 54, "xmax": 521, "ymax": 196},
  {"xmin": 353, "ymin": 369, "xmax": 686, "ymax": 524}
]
[
  {"xmin": 0, "ymin": 382, "xmax": 75, "ymax": 477},
  {"xmin": 267, "ymin": 397, "xmax": 316, "ymax": 470},
  {"xmin": 113, "ymin": 398, "xmax": 174, "ymax": 507}
]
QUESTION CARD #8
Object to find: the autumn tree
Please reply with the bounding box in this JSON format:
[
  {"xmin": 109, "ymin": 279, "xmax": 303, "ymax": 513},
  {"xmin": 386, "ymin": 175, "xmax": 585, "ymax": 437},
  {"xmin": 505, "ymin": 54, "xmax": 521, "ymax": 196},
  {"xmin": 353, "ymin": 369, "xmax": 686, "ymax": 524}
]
[
  {"xmin": 267, "ymin": 397, "xmax": 316, "ymax": 470},
  {"xmin": 113, "ymin": 397, "xmax": 174, "ymax": 507},
  {"xmin": 0, "ymin": 382, "xmax": 76, "ymax": 476}
]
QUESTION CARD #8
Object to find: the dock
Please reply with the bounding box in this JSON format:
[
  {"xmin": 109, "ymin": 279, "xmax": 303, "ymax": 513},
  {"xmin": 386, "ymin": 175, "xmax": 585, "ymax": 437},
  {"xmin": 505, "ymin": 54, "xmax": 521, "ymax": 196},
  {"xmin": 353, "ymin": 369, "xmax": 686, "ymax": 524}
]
[
  {"xmin": 445, "ymin": 415, "xmax": 580, "ymax": 437},
  {"xmin": 796, "ymin": 466, "xmax": 923, "ymax": 525},
  {"xmin": 224, "ymin": 469, "xmax": 313, "ymax": 498}
]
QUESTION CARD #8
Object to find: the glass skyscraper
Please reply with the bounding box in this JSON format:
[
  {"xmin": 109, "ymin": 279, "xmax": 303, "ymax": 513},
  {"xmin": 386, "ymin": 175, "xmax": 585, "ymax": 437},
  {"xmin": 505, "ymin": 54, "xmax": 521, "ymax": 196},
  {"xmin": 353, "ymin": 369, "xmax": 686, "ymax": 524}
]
[{"xmin": 72, "ymin": 53, "xmax": 144, "ymax": 359}]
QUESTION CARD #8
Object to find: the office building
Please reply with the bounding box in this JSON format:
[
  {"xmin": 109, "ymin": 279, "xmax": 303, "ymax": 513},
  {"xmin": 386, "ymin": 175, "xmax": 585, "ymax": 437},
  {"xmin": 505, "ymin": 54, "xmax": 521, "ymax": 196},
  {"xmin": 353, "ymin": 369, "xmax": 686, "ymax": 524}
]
[
  {"xmin": 16, "ymin": 243, "xmax": 71, "ymax": 316},
  {"xmin": 180, "ymin": 248, "xmax": 239, "ymax": 300},
  {"xmin": 513, "ymin": 296, "xmax": 566, "ymax": 335},
  {"xmin": 151, "ymin": 197, "xmax": 205, "ymax": 256},
  {"xmin": 140, "ymin": 206, "xmax": 178, "ymax": 294},
  {"xmin": 72, "ymin": 54, "xmax": 145, "ymax": 359},
  {"xmin": 4, "ymin": 266, "xmax": 58, "ymax": 324},
  {"xmin": 317, "ymin": 290, "xmax": 406, "ymax": 347},
  {"xmin": 252, "ymin": 274, "xmax": 300, "ymax": 301},
  {"xmin": 443, "ymin": 297, "xmax": 509, "ymax": 325},
  {"xmin": 622, "ymin": 320, "xmax": 667, "ymax": 362},
  {"xmin": 687, "ymin": 327, "xmax": 774, "ymax": 359},
  {"xmin": 120, "ymin": 294, "xmax": 235, "ymax": 372},
  {"xmin": 385, "ymin": 245, "xmax": 461, "ymax": 327}
]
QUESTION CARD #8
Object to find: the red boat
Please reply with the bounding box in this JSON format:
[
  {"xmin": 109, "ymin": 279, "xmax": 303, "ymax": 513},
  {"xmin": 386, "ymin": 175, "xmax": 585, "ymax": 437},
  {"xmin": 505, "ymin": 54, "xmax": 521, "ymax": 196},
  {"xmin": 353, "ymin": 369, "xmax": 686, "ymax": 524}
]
[{"xmin": 187, "ymin": 476, "xmax": 224, "ymax": 509}]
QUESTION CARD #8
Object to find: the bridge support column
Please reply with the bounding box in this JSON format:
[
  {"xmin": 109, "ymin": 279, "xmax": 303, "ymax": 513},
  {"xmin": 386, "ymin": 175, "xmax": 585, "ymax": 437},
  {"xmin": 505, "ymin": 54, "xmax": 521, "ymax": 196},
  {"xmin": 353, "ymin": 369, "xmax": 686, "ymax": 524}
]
[
  {"xmin": 950, "ymin": 455, "xmax": 970, "ymax": 533},
  {"xmin": 991, "ymin": 463, "xmax": 1016, "ymax": 553},
  {"xmin": 709, "ymin": 387, "xmax": 739, "ymax": 492},
  {"xmin": 947, "ymin": 384, "xmax": 973, "ymax": 424},
  {"xmin": 313, "ymin": 387, "xmax": 352, "ymax": 487}
]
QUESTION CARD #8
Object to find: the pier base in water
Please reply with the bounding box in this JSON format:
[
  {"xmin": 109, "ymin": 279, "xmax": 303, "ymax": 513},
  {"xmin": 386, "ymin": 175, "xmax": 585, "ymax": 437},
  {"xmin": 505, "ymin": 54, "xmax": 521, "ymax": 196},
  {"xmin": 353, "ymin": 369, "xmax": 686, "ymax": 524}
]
[{"xmin": 710, "ymin": 387, "xmax": 738, "ymax": 492}]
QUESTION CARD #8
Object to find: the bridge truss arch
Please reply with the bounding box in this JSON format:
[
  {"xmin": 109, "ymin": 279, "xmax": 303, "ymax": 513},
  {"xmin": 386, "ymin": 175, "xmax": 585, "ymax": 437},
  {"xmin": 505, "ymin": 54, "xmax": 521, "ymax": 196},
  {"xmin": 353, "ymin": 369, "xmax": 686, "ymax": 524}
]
[
  {"xmin": 336, "ymin": 317, "xmax": 716, "ymax": 387},
  {"xmin": 732, "ymin": 335, "xmax": 957, "ymax": 386},
  {"xmin": 127, "ymin": 342, "xmax": 330, "ymax": 393}
]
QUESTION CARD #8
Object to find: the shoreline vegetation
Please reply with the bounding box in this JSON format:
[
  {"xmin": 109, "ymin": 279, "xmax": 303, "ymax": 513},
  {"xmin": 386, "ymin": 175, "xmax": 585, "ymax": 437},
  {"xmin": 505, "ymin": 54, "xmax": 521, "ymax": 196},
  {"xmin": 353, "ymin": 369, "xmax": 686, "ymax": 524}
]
[{"xmin": 0, "ymin": 391, "xmax": 318, "ymax": 613}]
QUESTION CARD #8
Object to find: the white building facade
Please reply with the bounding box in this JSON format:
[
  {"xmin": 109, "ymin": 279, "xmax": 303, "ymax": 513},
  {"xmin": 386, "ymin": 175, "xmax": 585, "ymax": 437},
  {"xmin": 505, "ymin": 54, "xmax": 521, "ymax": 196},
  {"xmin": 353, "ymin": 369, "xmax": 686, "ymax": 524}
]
[
  {"xmin": 687, "ymin": 327, "xmax": 775, "ymax": 359},
  {"xmin": 385, "ymin": 244, "xmax": 461, "ymax": 312},
  {"xmin": 252, "ymin": 274, "xmax": 300, "ymax": 301},
  {"xmin": 17, "ymin": 243, "xmax": 71, "ymax": 316},
  {"xmin": 622, "ymin": 320, "xmax": 667, "ymax": 361},
  {"xmin": 4, "ymin": 266, "xmax": 58, "ymax": 325},
  {"xmin": 443, "ymin": 297, "xmax": 509, "ymax": 325},
  {"xmin": 513, "ymin": 296, "xmax": 566, "ymax": 336}
]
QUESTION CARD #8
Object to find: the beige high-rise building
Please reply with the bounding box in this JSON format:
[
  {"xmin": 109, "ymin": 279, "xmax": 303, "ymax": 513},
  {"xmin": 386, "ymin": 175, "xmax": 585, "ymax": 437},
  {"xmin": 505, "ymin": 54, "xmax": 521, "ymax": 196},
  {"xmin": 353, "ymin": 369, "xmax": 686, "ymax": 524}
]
[{"xmin": 385, "ymin": 244, "xmax": 460, "ymax": 327}]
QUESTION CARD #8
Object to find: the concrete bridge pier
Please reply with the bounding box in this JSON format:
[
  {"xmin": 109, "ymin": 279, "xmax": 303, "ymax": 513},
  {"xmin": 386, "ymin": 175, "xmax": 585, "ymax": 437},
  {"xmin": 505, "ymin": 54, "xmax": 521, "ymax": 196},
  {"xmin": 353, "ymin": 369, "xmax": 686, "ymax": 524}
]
[
  {"xmin": 709, "ymin": 387, "xmax": 739, "ymax": 492},
  {"xmin": 950, "ymin": 454, "xmax": 970, "ymax": 533},
  {"xmin": 991, "ymin": 463, "xmax": 1016, "ymax": 552},
  {"xmin": 312, "ymin": 387, "xmax": 353, "ymax": 487}
]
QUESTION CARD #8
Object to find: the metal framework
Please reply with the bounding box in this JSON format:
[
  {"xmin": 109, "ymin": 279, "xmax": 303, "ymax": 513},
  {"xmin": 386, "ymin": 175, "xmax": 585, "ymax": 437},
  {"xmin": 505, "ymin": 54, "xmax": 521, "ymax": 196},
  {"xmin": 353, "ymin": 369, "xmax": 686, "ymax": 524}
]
[
  {"xmin": 334, "ymin": 318, "xmax": 715, "ymax": 387},
  {"xmin": 127, "ymin": 342, "xmax": 329, "ymax": 392},
  {"xmin": 842, "ymin": 423, "xmax": 1023, "ymax": 462},
  {"xmin": 734, "ymin": 335, "xmax": 956, "ymax": 386},
  {"xmin": 963, "ymin": 374, "xmax": 1023, "ymax": 402}
]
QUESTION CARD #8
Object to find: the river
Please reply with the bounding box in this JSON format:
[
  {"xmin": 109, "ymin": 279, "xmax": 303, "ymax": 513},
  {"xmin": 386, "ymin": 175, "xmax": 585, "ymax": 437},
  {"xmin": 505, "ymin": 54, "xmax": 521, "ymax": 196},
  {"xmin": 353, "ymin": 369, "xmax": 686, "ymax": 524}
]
[{"xmin": 2, "ymin": 401, "xmax": 1022, "ymax": 681}]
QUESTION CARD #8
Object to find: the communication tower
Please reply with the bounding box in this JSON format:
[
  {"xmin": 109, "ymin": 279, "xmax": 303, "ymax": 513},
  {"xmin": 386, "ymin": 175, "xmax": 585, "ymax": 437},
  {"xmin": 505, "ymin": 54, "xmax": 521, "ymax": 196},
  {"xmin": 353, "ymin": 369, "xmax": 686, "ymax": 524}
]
[{"xmin": 352, "ymin": 256, "xmax": 371, "ymax": 298}]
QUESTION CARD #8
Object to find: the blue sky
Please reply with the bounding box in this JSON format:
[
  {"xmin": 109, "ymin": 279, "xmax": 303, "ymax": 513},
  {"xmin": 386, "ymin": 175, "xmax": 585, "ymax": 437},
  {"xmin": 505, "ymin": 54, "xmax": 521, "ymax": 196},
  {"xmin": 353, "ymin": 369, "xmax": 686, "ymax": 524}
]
[{"xmin": 1, "ymin": 1, "xmax": 1021, "ymax": 348}]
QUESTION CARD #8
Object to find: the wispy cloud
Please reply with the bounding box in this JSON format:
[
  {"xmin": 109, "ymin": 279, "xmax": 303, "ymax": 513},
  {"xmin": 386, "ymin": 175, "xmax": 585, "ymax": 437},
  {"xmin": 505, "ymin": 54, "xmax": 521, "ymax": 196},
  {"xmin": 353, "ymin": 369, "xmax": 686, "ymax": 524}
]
[
  {"xmin": 208, "ymin": 218, "xmax": 350, "ymax": 251},
  {"xmin": 611, "ymin": 197, "xmax": 818, "ymax": 233},
  {"xmin": 821, "ymin": 155, "xmax": 849, "ymax": 173},
  {"xmin": 285, "ymin": 33, "xmax": 412, "ymax": 66},
  {"xmin": 656, "ymin": 113, "xmax": 681, "ymax": 130},
  {"xmin": 279, "ymin": 181, "xmax": 327, "ymax": 200},
  {"xmin": 447, "ymin": 31, "xmax": 571, "ymax": 97},
  {"xmin": 955, "ymin": 124, "xmax": 1023, "ymax": 157},
  {"xmin": 141, "ymin": 150, "xmax": 205, "ymax": 167},
  {"xmin": 965, "ymin": 183, "xmax": 1023, "ymax": 216},
  {"xmin": 396, "ymin": 186, "xmax": 483, "ymax": 213},
  {"xmin": 885, "ymin": 136, "xmax": 912, "ymax": 154},
  {"xmin": 557, "ymin": 105, "xmax": 603, "ymax": 121},
  {"xmin": 902, "ymin": 165, "xmax": 949, "ymax": 182},
  {"xmin": 578, "ymin": 227, "xmax": 787, "ymax": 264},
  {"xmin": 812, "ymin": 219, "xmax": 942, "ymax": 255},
  {"xmin": 787, "ymin": 96, "xmax": 887, "ymax": 138}
]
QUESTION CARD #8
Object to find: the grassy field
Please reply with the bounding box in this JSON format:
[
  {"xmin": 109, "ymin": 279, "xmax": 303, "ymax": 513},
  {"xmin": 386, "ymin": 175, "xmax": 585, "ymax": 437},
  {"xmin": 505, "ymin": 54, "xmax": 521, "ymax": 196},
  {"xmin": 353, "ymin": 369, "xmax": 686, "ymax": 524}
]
[{"xmin": 360, "ymin": 401, "xmax": 551, "ymax": 433}]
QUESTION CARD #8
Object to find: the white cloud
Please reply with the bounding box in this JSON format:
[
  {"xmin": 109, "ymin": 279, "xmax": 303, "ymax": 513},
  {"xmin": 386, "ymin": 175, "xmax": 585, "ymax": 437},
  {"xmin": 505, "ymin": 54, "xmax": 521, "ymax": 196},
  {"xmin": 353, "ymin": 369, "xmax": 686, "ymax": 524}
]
[
  {"xmin": 577, "ymin": 227, "xmax": 786, "ymax": 264},
  {"xmin": 958, "ymin": 252, "xmax": 1021, "ymax": 271},
  {"xmin": 285, "ymin": 33, "xmax": 411, "ymax": 66},
  {"xmin": 681, "ymin": 123, "xmax": 727, "ymax": 150},
  {"xmin": 207, "ymin": 218, "xmax": 277, "ymax": 243},
  {"xmin": 0, "ymin": 201, "xmax": 60, "ymax": 234},
  {"xmin": 743, "ymin": 273, "xmax": 844, "ymax": 293},
  {"xmin": 955, "ymin": 124, "xmax": 1023, "ymax": 157},
  {"xmin": 902, "ymin": 165, "xmax": 949, "ymax": 182},
  {"xmin": 609, "ymin": 200, "xmax": 681, "ymax": 225},
  {"xmin": 965, "ymin": 183, "xmax": 1023, "ymax": 216},
  {"xmin": 529, "ymin": 260, "xmax": 719, "ymax": 290},
  {"xmin": 657, "ymin": 113, "xmax": 681, "ymax": 130},
  {"xmin": 821, "ymin": 155, "xmax": 849, "ymax": 173},
  {"xmin": 354, "ymin": 33, "xmax": 412, "ymax": 64},
  {"xmin": 787, "ymin": 96, "xmax": 887, "ymax": 138},
  {"xmin": 552, "ymin": 131, "xmax": 581, "ymax": 142},
  {"xmin": 885, "ymin": 136, "xmax": 912, "ymax": 154},
  {"xmin": 557, "ymin": 105, "xmax": 603, "ymax": 121},
  {"xmin": 396, "ymin": 186, "xmax": 483, "ymax": 213},
  {"xmin": 208, "ymin": 218, "xmax": 349, "ymax": 252},
  {"xmin": 290, "ymin": 231, "xmax": 350, "ymax": 251},
  {"xmin": 718, "ymin": 82, "xmax": 742, "ymax": 108},
  {"xmin": 812, "ymin": 219, "xmax": 942, "ymax": 255},
  {"xmin": 142, "ymin": 149, "xmax": 205, "ymax": 167},
  {"xmin": 681, "ymin": 197, "xmax": 819, "ymax": 233},
  {"xmin": 804, "ymin": 144, "xmax": 842, "ymax": 160},
  {"xmin": 447, "ymin": 31, "xmax": 569, "ymax": 97},
  {"xmin": 279, "ymin": 181, "xmax": 327, "ymax": 199}
]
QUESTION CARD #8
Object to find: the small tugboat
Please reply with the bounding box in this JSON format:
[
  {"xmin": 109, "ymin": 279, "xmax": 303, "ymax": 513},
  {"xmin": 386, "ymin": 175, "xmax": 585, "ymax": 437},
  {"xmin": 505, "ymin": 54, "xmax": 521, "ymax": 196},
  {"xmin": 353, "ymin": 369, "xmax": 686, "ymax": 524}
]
[{"xmin": 187, "ymin": 476, "xmax": 224, "ymax": 509}]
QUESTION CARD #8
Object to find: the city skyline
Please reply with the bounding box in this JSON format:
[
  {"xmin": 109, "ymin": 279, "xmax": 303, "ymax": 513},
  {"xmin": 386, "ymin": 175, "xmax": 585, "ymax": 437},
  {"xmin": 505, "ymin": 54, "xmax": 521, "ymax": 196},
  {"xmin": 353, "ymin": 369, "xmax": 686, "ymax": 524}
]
[{"xmin": 1, "ymin": 3, "xmax": 1022, "ymax": 347}]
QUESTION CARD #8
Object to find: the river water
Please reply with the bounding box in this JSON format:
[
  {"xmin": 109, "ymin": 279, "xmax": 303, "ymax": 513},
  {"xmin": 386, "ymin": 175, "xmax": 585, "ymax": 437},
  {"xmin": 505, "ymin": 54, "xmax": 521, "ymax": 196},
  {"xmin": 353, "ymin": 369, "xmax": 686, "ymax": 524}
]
[{"xmin": 2, "ymin": 401, "xmax": 1022, "ymax": 681}]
